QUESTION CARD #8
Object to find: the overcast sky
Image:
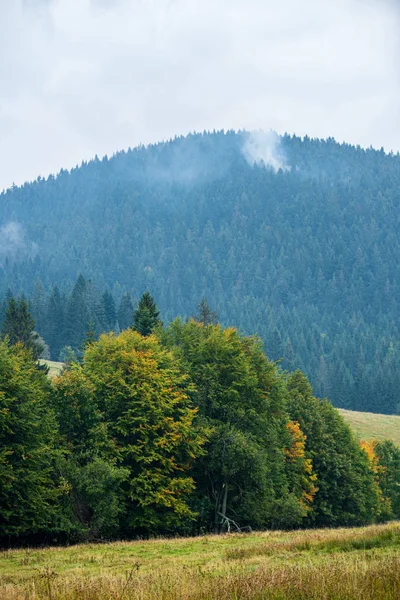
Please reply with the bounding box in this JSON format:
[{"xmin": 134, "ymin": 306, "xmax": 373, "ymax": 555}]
[{"xmin": 0, "ymin": 0, "xmax": 399, "ymax": 190}]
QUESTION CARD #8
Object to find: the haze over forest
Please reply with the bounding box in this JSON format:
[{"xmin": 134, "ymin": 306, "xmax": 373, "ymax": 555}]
[{"xmin": 1, "ymin": 130, "xmax": 400, "ymax": 415}]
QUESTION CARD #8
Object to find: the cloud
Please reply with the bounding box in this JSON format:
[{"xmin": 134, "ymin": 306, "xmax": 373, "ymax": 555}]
[
  {"xmin": 0, "ymin": 222, "xmax": 38, "ymax": 259},
  {"xmin": 242, "ymin": 131, "xmax": 289, "ymax": 172},
  {"xmin": 0, "ymin": 0, "xmax": 399, "ymax": 190}
]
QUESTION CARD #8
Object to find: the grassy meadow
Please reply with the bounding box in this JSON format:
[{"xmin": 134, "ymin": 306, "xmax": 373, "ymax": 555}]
[
  {"xmin": 1, "ymin": 522, "xmax": 399, "ymax": 599},
  {"xmin": 338, "ymin": 408, "xmax": 400, "ymax": 446},
  {"xmin": 40, "ymin": 360, "xmax": 65, "ymax": 378}
]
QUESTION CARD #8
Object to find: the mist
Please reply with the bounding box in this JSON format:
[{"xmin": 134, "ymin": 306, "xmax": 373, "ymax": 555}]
[
  {"xmin": 0, "ymin": 222, "xmax": 38, "ymax": 260},
  {"xmin": 242, "ymin": 131, "xmax": 290, "ymax": 172}
]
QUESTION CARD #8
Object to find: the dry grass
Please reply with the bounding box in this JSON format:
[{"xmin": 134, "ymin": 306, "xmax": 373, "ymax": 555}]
[
  {"xmin": 39, "ymin": 360, "xmax": 65, "ymax": 378},
  {"xmin": 1, "ymin": 523, "xmax": 399, "ymax": 599},
  {"xmin": 338, "ymin": 408, "xmax": 400, "ymax": 445}
]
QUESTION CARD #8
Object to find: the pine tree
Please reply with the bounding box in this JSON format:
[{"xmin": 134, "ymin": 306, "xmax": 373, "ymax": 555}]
[
  {"xmin": 132, "ymin": 292, "xmax": 162, "ymax": 336},
  {"xmin": 32, "ymin": 279, "xmax": 46, "ymax": 337},
  {"xmin": 2, "ymin": 296, "xmax": 43, "ymax": 359},
  {"xmin": 65, "ymin": 275, "xmax": 90, "ymax": 350},
  {"xmin": 117, "ymin": 292, "xmax": 134, "ymax": 330},
  {"xmin": 81, "ymin": 319, "xmax": 97, "ymax": 351},
  {"xmin": 194, "ymin": 298, "xmax": 218, "ymax": 325},
  {"xmin": 46, "ymin": 285, "xmax": 65, "ymax": 361},
  {"xmin": 1, "ymin": 296, "xmax": 22, "ymax": 343},
  {"xmin": 102, "ymin": 291, "xmax": 116, "ymax": 331}
]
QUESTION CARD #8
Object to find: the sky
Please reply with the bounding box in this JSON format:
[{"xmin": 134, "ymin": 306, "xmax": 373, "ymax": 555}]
[{"xmin": 0, "ymin": 0, "xmax": 399, "ymax": 190}]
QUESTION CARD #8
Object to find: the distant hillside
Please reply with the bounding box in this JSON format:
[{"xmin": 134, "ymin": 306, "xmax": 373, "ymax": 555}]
[
  {"xmin": 339, "ymin": 409, "xmax": 400, "ymax": 446},
  {"xmin": 2, "ymin": 130, "xmax": 400, "ymax": 413}
]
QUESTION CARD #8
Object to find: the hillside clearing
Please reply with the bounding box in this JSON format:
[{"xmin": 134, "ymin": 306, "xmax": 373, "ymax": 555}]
[
  {"xmin": 0, "ymin": 522, "xmax": 399, "ymax": 599},
  {"xmin": 39, "ymin": 359, "xmax": 64, "ymax": 378},
  {"xmin": 338, "ymin": 408, "xmax": 400, "ymax": 445}
]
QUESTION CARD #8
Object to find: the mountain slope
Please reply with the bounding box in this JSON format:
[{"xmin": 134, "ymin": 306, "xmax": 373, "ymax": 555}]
[{"xmin": 1, "ymin": 130, "xmax": 400, "ymax": 414}]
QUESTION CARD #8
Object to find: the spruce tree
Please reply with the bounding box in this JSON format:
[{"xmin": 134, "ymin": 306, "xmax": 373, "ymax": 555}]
[
  {"xmin": 65, "ymin": 275, "xmax": 90, "ymax": 350},
  {"xmin": 194, "ymin": 298, "xmax": 218, "ymax": 325},
  {"xmin": 132, "ymin": 292, "xmax": 161, "ymax": 336},
  {"xmin": 46, "ymin": 285, "xmax": 65, "ymax": 361},
  {"xmin": 81, "ymin": 319, "xmax": 97, "ymax": 351},
  {"xmin": 2, "ymin": 296, "xmax": 43, "ymax": 359},
  {"xmin": 117, "ymin": 292, "xmax": 134, "ymax": 330},
  {"xmin": 32, "ymin": 279, "xmax": 46, "ymax": 337},
  {"xmin": 102, "ymin": 291, "xmax": 116, "ymax": 331}
]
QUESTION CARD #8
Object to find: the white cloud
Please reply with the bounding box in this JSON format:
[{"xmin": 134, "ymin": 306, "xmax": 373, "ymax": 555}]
[
  {"xmin": 0, "ymin": 221, "xmax": 37, "ymax": 258},
  {"xmin": 242, "ymin": 131, "xmax": 289, "ymax": 172},
  {"xmin": 0, "ymin": 0, "xmax": 399, "ymax": 190}
]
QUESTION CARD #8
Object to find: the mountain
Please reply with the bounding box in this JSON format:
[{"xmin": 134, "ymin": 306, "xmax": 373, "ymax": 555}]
[{"xmin": 1, "ymin": 130, "xmax": 400, "ymax": 414}]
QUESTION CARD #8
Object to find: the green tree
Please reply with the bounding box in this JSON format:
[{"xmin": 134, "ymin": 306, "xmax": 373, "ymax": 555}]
[
  {"xmin": 374, "ymin": 439, "xmax": 400, "ymax": 519},
  {"xmin": 286, "ymin": 370, "xmax": 380, "ymax": 526},
  {"xmin": 65, "ymin": 275, "xmax": 90, "ymax": 350},
  {"xmin": 46, "ymin": 285, "xmax": 65, "ymax": 360},
  {"xmin": 194, "ymin": 298, "xmax": 218, "ymax": 325},
  {"xmin": 163, "ymin": 320, "xmax": 316, "ymax": 532},
  {"xmin": 2, "ymin": 296, "xmax": 44, "ymax": 359},
  {"xmin": 81, "ymin": 319, "xmax": 97, "ymax": 351},
  {"xmin": 117, "ymin": 292, "xmax": 134, "ymax": 330},
  {"xmin": 132, "ymin": 292, "xmax": 162, "ymax": 336},
  {"xmin": 101, "ymin": 291, "xmax": 117, "ymax": 331},
  {"xmin": 0, "ymin": 341, "xmax": 61, "ymax": 539},
  {"xmin": 32, "ymin": 278, "xmax": 47, "ymax": 337},
  {"xmin": 66, "ymin": 330, "xmax": 206, "ymax": 534},
  {"xmin": 51, "ymin": 368, "xmax": 128, "ymax": 539}
]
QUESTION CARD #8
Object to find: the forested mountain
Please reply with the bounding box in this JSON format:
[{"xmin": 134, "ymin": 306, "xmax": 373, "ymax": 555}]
[{"xmin": 1, "ymin": 130, "xmax": 400, "ymax": 414}]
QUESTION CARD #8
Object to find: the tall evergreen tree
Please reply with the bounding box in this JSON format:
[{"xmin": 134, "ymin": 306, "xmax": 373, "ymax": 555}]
[
  {"xmin": 65, "ymin": 275, "xmax": 90, "ymax": 351},
  {"xmin": 194, "ymin": 298, "xmax": 218, "ymax": 325},
  {"xmin": 32, "ymin": 279, "xmax": 46, "ymax": 337},
  {"xmin": 117, "ymin": 292, "xmax": 134, "ymax": 330},
  {"xmin": 2, "ymin": 296, "xmax": 43, "ymax": 359},
  {"xmin": 101, "ymin": 291, "xmax": 117, "ymax": 331},
  {"xmin": 46, "ymin": 285, "xmax": 65, "ymax": 361},
  {"xmin": 132, "ymin": 292, "xmax": 162, "ymax": 336}
]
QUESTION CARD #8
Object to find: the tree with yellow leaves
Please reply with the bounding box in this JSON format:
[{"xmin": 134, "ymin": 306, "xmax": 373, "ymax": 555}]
[{"xmin": 53, "ymin": 329, "xmax": 207, "ymax": 536}]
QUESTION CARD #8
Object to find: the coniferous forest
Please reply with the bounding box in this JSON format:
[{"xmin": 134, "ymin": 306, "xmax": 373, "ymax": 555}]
[{"xmin": 1, "ymin": 131, "xmax": 400, "ymax": 414}]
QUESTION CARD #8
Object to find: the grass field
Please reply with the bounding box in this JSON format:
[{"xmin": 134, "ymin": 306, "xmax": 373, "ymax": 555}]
[
  {"xmin": 39, "ymin": 360, "xmax": 64, "ymax": 378},
  {"xmin": 338, "ymin": 408, "xmax": 400, "ymax": 445},
  {"xmin": 1, "ymin": 523, "xmax": 399, "ymax": 599}
]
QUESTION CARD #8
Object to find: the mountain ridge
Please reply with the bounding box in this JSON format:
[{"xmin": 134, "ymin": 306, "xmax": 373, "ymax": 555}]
[{"xmin": 1, "ymin": 130, "xmax": 400, "ymax": 414}]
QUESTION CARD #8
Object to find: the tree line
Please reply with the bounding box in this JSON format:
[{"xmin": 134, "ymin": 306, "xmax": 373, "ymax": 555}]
[{"xmin": 1, "ymin": 293, "xmax": 399, "ymax": 545}]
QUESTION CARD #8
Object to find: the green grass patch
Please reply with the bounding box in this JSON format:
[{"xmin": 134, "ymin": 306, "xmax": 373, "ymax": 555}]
[
  {"xmin": 0, "ymin": 523, "xmax": 399, "ymax": 599},
  {"xmin": 338, "ymin": 408, "xmax": 400, "ymax": 445}
]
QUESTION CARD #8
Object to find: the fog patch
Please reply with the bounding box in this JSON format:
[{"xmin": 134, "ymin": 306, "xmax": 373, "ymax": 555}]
[
  {"xmin": 242, "ymin": 131, "xmax": 290, "ymax": 172},
  {"xmin": 0, "ymin": 222, "xmax": 38, "ymax": 259}
]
